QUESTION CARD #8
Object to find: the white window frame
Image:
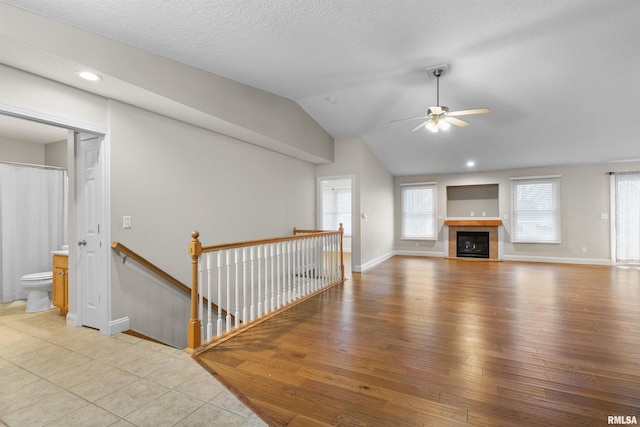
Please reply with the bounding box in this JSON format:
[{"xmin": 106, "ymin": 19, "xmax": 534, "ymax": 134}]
[
  {"xmin": 511, "ymin": 175, "xmax": 561, "ymax": 244},
  {"xmin": 321, "ymin": 183, "xmax": 352, "ymax": 237},
  {"xmin": 400, "ymin": 182, "xmax": 437, "ymax": 240},
  {"xmin": 612, "ymin": 171, "xmax": 640, "ymax": 264}
]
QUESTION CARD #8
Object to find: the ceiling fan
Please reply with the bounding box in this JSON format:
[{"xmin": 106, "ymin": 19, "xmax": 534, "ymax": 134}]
[{"xmin": 393, "ymin": 67, "xmax": 489, "ymax": 133}]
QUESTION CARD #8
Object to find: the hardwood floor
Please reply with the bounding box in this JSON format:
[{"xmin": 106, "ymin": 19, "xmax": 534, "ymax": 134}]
[{"xmin": 194, "ymin": 257, "xmax": 640, "ymax": 426}]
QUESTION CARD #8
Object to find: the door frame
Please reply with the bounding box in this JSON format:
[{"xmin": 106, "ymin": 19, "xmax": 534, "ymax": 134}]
[
  {"xmin": 0, "ymin": 104, "xmax": 111, "ymax": 333},
  {"xmin": 317, "ymin": 175, "xmax": 355, "ymax": 272}
]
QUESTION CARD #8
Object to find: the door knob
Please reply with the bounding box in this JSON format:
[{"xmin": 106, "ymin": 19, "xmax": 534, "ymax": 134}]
[{"xmin": 78, "ymin": 240, "xmax": 87, "ymax": 246}]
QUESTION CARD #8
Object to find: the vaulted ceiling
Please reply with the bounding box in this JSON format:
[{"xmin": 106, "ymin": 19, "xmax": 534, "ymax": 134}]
[{"xmin": 2, "ymin": 0, "xmax": 639, "ymax": 175}]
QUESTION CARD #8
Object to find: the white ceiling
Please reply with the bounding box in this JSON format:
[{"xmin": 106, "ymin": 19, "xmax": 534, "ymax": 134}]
[{"xmin": 2, "ymin": 0, "xmax": 640, "ymax": 175}]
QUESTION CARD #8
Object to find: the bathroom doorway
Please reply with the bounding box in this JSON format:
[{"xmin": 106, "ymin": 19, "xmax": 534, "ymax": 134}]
[{"xmin": 0, "ymin": 110, "xmax": 109, "ymax": 332}]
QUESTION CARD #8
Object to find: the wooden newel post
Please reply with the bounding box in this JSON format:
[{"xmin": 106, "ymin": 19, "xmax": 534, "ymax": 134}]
[
  {"xmin": 187, "ymin": 231, "xmax": 202, "ymax": 350},
  {"xmin": 339, "ymin": 223, "xmax": 344, "ymax": 281}
]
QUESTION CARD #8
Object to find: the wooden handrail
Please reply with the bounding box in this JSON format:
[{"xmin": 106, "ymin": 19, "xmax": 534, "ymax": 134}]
[
  {"xmin": 201, "ymin": 229, "xmax": 342, "ymax": 253},
  {"xmin": 187, "ymin": 224, "xmax": 344, "ymax": 351},
  {"xmin": 293, "ymin": 227, "xmax": 325, "ymax": 235},
  {"xmin": 112, "ymin": 242, "xmax": 191, "ymax": 294},
  {"xmin": 111, "ymin": 241, "xmax": 232, "ymax": 325}
]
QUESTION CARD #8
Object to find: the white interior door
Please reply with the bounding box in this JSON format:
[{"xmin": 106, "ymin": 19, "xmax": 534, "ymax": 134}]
[{"xmin": 76, "ymin": 132, "xmax": 105, "ymax": 329}]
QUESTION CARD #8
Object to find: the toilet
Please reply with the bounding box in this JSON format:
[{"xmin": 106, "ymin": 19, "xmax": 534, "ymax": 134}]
[{"xmin": 20, "ymin": 271, "xmax": 54, "ymax": 313}]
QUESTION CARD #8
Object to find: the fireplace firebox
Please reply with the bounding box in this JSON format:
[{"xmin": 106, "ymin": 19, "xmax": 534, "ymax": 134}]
[{"xmin": 456, "ymin": 231, "xmax": 490, "ymax": 258}]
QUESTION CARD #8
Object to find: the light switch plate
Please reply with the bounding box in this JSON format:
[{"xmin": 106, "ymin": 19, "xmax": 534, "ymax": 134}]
[{"xmin": 123, "ymin": 216, "xmax": 132, "ymax": 229}]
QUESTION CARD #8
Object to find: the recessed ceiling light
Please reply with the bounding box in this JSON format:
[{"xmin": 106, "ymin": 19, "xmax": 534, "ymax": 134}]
[
  {"xmin": 78, "ymin": 71, "xmax": 102, "ymax": 81},
  {"xmin": 466, "ymin": 161, "xmax": 475, "ymax": 167}
]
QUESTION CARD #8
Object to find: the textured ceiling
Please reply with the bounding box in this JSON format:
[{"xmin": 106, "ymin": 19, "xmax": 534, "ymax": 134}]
[{"xmin": 2, "ymin": 0, "xmax": 640, "ymax": 175}]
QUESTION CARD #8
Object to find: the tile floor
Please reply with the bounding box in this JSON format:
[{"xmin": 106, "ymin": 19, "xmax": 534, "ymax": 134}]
[{"xmin": 0, "ymin": 303, "xmax": 267, "ymax": 427}]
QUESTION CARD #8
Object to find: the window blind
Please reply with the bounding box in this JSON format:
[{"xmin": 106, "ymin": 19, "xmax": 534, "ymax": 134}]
[
  {"xmin": 401, "ymin": 183, "xmax": 437, "ymax": 240},
  {"xmin": 511, "ymin": 176, "xmax": 561, "ymax": 243}
]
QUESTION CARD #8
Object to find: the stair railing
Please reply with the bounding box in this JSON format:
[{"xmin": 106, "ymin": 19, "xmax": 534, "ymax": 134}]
[
  {"xmin": 187, "ymin": 225, "xmax": 344, "ymax": 352},
  {"xmin": 112, "ymin": 242, "xmax": 231, "ymax": 321}
]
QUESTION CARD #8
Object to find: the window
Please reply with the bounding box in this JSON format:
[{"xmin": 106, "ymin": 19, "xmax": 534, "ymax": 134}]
[
  {"xmin": 615, "ymin": 171, "xmax": 640, "ymax": 263},
  {"xmin": 511, "ymin": 176, "xmax": 561, "ymax": 243},
  {"xmin": 401, "ymin": 183, "xmax": 437, "ymax": 240},
  {"xmin": 321, "ymin": 179, "xmax": 352, "ymax": 236}
]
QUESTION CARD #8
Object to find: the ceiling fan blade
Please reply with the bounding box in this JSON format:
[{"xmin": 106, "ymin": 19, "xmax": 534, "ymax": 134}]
[
  {"xmin": 411, "ymin": 120, "xmax": 430, "ymax": 132},
  {"xmin": 448, "ymin": 108, "xmax": 490, "ymax": 117},
  {"xmin": 444, "ymin": 117, "xmax": 469, "ymax": 127},
  {"xmin": 391, "ymin": 116, "xmax": 428, "ymax": 123}
]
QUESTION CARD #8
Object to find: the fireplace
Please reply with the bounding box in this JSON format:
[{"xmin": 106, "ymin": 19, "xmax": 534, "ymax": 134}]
[{"xmin": 456, "ymin": 231, "xmax": 490, "ymax": 258}]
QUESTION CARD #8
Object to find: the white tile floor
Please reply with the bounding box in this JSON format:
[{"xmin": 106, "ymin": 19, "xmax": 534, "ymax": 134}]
[{"xmin": 0, "ymin": 303, "xmax": 267, "ymax": 427}]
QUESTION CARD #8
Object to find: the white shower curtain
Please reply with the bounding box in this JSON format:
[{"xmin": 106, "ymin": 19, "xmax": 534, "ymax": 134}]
[{"xmin": 0, "ymin": 163, "xmax": 65, "ymax": 302}]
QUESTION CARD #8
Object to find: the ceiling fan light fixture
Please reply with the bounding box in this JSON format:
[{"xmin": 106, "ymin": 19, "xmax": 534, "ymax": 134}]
[
  {"xmin": 426, "ymin": 121, "xmax": 439, "ymax": 133},
  {"xmin": 438, "ymin": 120, "xmax": 451, "ymax": 131}
]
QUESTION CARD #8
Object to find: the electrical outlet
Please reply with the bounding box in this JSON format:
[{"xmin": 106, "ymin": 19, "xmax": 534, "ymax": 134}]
[{"xmin": 581, "ymin": 247, "xmax": 587, "ymax": 253}]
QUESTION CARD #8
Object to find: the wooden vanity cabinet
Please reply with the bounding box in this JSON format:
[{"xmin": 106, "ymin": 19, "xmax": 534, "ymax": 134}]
[{"xmin": 52, "ymin": 254, "xmax": 68, "ymax": 315}]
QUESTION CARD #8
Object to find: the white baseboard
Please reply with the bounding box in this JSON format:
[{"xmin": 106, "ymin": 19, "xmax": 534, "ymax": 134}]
[
  {"xmin": 501, "ymin": 255, "xmax": 611, "ymax": 265},
  {"xmin": 65, "ymin": 312, "xmax": 78, "ymax": 326},
  {"xmin": 106, "ymin": 316, "xmax": 130, "ymax": 335},
  {"xmin": 354, "ymin": 251, "xmax": 395, "ymax": 273},
  {"xmin": 355, "ymin": 251, "xmax": 611, "ymax": 272}
]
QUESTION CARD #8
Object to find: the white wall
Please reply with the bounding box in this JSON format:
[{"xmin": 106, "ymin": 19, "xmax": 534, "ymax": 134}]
[
  {"xmin": 0, "ymin": 137, "xmax": 44, "ymax": 164},
  {"xmin": 44, "ymin": 139, "xmax": 68, "ymax": 168},
  {"xmin": 316, "ymin": 137, "xmax": 395, "ymax": 271},
  {"xmin": 0, "ymin": 137, "xmax": 67, "ymax": 167},
  {"xmin": 108, "ymin": 100, "xmax": 317, "ymax": 338},
  {"xmin": 395, "ymin": 161, "xmax": 640, "ymax": 264}
]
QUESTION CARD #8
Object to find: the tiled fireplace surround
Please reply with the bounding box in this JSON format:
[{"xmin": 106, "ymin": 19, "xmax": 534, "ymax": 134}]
[{"xmin": 445, "ymin": 220, "xmax": 502, "ymax": 260}]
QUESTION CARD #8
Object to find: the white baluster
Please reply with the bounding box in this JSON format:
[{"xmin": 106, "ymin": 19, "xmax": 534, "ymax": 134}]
[
  {"xmin": 250, "ymin": 246, "xmax": 255, "ymax": 322},
  {"xmin": 297, "ymin": 239, "xmax": 302, "ymax": 298},
  {"xmin": 311, "ymin": 236, "xmax": 317, "ymax": 292},
  {"xmin": 264, "ymin": 244, "xmax": 270, "ymax": 315},
  {"xmin": 317, "ymin": 236, "xmax": 321, "ymax": 290},
  {"xmin": 333, "ymin": 233, "xmax": 338, "ymax": 283},
  {"xmin": 270, "ymin": 244, "xmax": 276, "ymax": 311},
  {"xmin": 216, "ymin": 251, "xmax": 223, "ymax": 337},
  {"xmin": 198, "ymin": 257, "xmax": 204, "ymax": 344},
  {"xmin": 319, "ymin": 236, "xmax": 324, "ymax": 288},
  {"xmin": 292, "ymin": 240, "xmax": 297, "ymax": 301},
  {"xmin": 234, "ymin": 248, "xmax": 240, "ymax": 329},
  {"xmin": 257, "ymin": 245, "xmax": 262, "ymax": 318},
  {"xmin": 288, "ymin": 240, "xmax": 293, "ymax": 302},
  {"xmin": 276, "ymin": 242, "xmax": 281, "ymax": 307},
  {"xmin": 304, "ymin": 238, "xmax": 308, "ymax": 292},
  {"xmin": 226, "ymin": 250, "xmax": 231, "ymax": 333},
  {"xmin": 242, "ymin": 247, "xmax": 247, "ymax": 326},
  {"xmin": 206, "ymin": 253, "xmax": 213, "ymax": 341}
]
